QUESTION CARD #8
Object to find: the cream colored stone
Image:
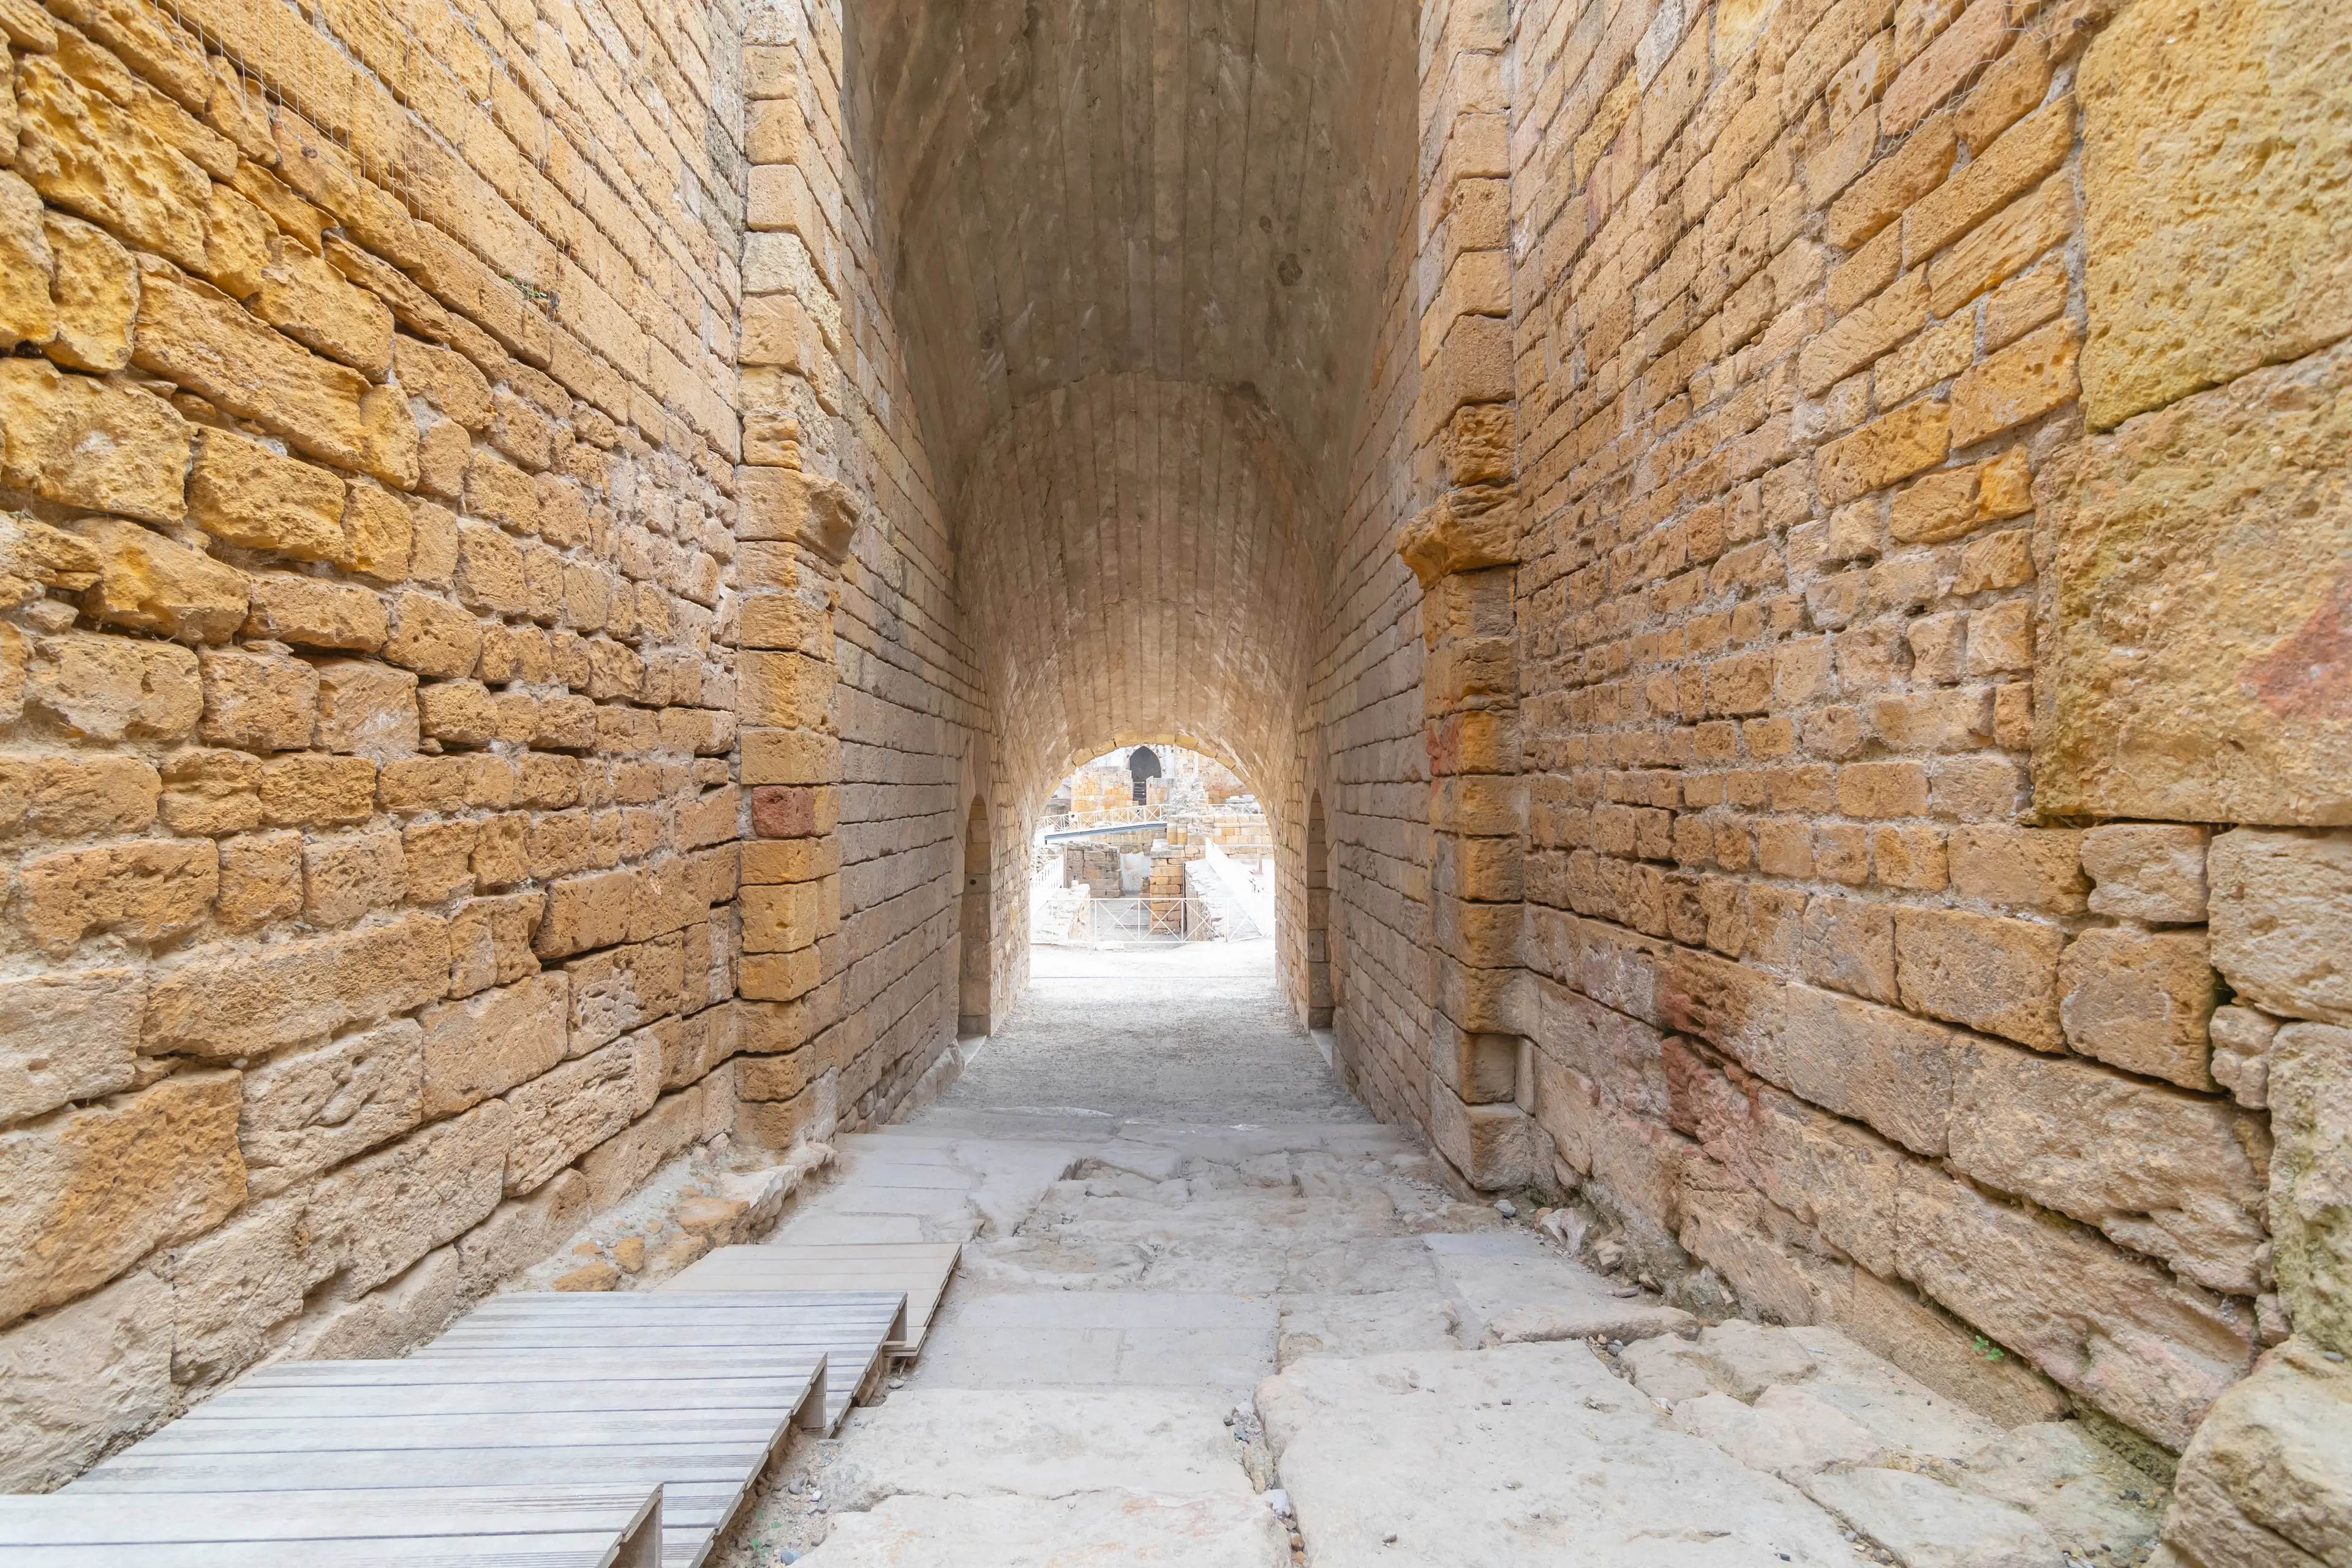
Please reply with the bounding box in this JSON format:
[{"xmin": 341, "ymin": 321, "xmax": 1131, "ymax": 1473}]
[
  {"xmin": 2040, "ymin": 340, "xmax": 2352, "ymax": 827},
  {"xmin": 2058, "ymin": 928, "xmax": 2219, "ymax": 1090},
  {"xmin": 2080, "ymin": 823, "xmax": 2210, "ymax": 922},
  {"xmin": 2163, "ymin": 1341, "xmax": 2352, "ymax": 1568},
  {"xmin": 304, "ymin": 1099, "xmax": 510, "ymax": 1295},
  {"xmin": 1892, "ymin": 907, "xmax": 2064, "ymax": 1049},
  {"xmin": 419, "ymin": 971, "xmax": 570, "ymax": 1119},
  {"xmin": 0, "ymin": 1267, "xmax": 171, "ymax": 1491},
  {"xmin": 237, "ymin": 1018, "xmax": 424, "ymax": 1197},
  {"xmin": 1948, "ymin": 1034, "xmax": 2267, "ymax": 1294},
  {"xmin": 1894, "ymin": 1159, "xmax": 2253, "ymax": 1449},
  {"xmin": 2208, "ymin": 827, "xmax": 2352, "ymax": 1027},
  {"xmin": 2267, "ymin": 1024, "xmax": 2352, "ymax": 1357},
  {"xmin": 2079, "ymin": 0, "xmax": 2352, "ymax": 427},
  {"xmin": 500, "ymin": 1036, "xmax": 657, "ymax": 1194},
  {"xmin": 0, "ymin": 968, "xmax": 141, "ymax": 1122},
  {"xmin": 0, "ymin": 1071, "xmax": 244, "ymax": 1328}
]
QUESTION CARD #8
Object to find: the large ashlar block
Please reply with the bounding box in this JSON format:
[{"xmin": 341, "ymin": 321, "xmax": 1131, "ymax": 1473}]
[
  {"xmin": 2078, "ymin": 0, "xmax": 2352, "ymax": 428},
  {"xmin": 2038, "ymin": 338, "xmax": 2352, "ymax": 827},
  {"xmin": 2268, "ymin": 1023, "xmax": 2352, "ymax": 1357},
  {"xmin": 1893, "ymin": 1159, "xmax": 2253, "ymax": 1450},
  {"xmin": 0, "ymin": 1268, "xmax": 172, "ymax": 1491},
  {"xmin": 1427, "ymin": 1070, "xmax": 1547, "ymax": 1192},
  {"xmin": 0, "ymin": 967, "xmax": 141, "ymax": 1123},
  {"xmin": 2208, "ymin": 828, "xmax": 2352, "ymax": 1027},
  {"xmin": 0, "ymin": 1071, "xmax": 245, "ymax": 1327},
  {"xmin": 141, "ymin": 914, "xmax": 450, "ymax": 1058},
  {"xmin": 2162, "ymin": 1341, "xmax": 2352, "ymax": 1568}
]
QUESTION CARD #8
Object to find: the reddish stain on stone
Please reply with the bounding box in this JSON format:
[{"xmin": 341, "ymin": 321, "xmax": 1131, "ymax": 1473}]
[{"xmin": 2243, "ymin": 568, "xmax": 2352, "ymax": 720}]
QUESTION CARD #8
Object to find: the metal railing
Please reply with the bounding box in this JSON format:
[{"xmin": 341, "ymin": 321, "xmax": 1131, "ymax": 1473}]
[
  {"xmin": 1037, "ymin": 803, "xmax": 1156, "ymax": 835},
  {"xmin": 1087, "ymin": 897, "xmax": 1218, "ymax": 943}
]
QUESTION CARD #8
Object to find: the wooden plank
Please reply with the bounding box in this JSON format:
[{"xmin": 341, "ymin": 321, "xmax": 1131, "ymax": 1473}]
[
  {"xmin": 239, "ymin": 1352, "xmax": 823, "ymax": 1385},
  {"xmin": 0, "ymin": 1531, "xmax": 637, "ymax": 1566},
  {"xmin": 116, "ymin": 1417, "xmax": 781, "ymax": 1455},
  {"xmin": 0, "ymin": 1484, "xmax": 660, "ymax": 1545},
  {"xmin": 660, "ymin": 1246, "xmax": 959, "ymax": 1352},
  {"xmin": 186, "ymin": 1381, "xmax": 813, "ymax": 1418}
]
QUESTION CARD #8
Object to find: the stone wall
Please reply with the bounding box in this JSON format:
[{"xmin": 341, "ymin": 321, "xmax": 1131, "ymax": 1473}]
[
  {"xmin": 1311, "ymin": 0, "xmax": 2351, "ymax": 1493},
  {"xmin": 0, "ymin": 0, "xmax": 986, "ymax": 1490},
  {"xmin": 728, "ymin": 0, "xmax": 990, "ymax": 1146}
]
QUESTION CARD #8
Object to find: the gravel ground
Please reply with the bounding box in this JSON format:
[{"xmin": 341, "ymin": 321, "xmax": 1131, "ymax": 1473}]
[{"xmin": 938, "ymin": 940, "xmax": 1365, "ymax": 1125}]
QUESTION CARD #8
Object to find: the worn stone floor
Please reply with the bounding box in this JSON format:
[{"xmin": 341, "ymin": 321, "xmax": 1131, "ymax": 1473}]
[{"xmin": 717, "ymin": 940, "xmax": 2170, "ymax": 1567}]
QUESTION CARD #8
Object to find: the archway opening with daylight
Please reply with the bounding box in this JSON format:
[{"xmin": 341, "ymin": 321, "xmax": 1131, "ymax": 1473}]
[{"xmin": 1028, "ymin": 745, "xmax": 1277, "ymax": 953}]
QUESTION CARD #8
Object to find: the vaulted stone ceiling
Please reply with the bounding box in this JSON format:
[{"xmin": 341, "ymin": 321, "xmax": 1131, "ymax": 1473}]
[{"xmin": 845, "ymin": 0, "xmax": 1416, "ymax": 812}]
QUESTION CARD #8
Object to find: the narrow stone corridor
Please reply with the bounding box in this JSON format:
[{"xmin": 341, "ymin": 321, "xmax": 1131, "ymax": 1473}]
[{"xmin": 718, "ymin": 946, "xmax": 2171, "ymax": 1567}]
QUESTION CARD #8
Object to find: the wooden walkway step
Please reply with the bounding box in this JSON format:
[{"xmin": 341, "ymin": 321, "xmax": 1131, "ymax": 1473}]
[
  {"xmin": 0, "ymin": 1483, "xmax": 661, "ymax": 1566},
  {"xmin": 70, "ymin": 1336, "xmax": 836, "ymax": 1567},
  {"xmin": 662, "ymin": 1243, "xmax": 963, "ymax": 1354},
  {"xmin": 410, "ymin": 1291, "xmax": 907, "ymax": 1434}
]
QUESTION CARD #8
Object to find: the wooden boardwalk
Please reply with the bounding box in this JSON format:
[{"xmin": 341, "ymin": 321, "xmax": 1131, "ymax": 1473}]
[
  {"xmin": 414, "ymin": 1291, "xmax": 907, "ymax": 1433},
  {"xmin": 63, "ymin": 1289, "xmax": 907, "ymax": 1567},
  {"xmin": 0, "ymin": 1483, "xmax": 662, "ymax": 1566},
  {"xmin": 663, "ymin": 1243, "xmax": 963, "ymax": 1354}
]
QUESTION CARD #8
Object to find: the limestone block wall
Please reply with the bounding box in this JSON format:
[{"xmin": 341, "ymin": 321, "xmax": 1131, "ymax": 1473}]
[
  {"xmin": 1307, "ymin": 0, "xmax": 2350, "ymax": 1501},
  {"xmin": 1487, "ymin": 0, "xmax": 2348, "ymax": 1470},
  {"xmin": 1306, "ymin": 208, "xmax": 1436, "ymax": 1124},
  {"xmin": 728, "ymin": 0, "xmax": 989, "ymax": 1145},
  {"xmin": 0, "ymin": 0, "xmax": 763, "ymax": 1490}
]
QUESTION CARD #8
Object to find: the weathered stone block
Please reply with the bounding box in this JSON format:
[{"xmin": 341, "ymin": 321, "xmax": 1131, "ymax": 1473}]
[
  {"xmin": 419, "ymin": 972, "xmax": 569, "ymax": 1119},
  {"xmin": 243, "ymin": 573, "xmax": 390, "ymax": 654},
  {"xmin": 67, "ymin": 516, "xmax": 247, "ymax": 644},
  {"xmin": 143, "ymin": 914, "xmax": 450, "ymax": 1058},
  {"xmin": 0, "ymin": 356, "xmax": 185, "ymax": 524},
  {"xmin": 568, "ymin": 934, "xmax": 685, "ymax": 1053},
  {"xmin": 2080, "ymin": 823, "xmax": 2209, "ymax": 922},
  {"xmin": 0, "ymin": 1267, "xmax": 170, "ymax": 1491},
  {"xmin": 1948, "ymin": 1034, "xmax": 2266, "ymax": 1294},
  {"xmin": 197, "ymin": 643, "xmax": 317, "ymax": 753},
  {"xmin": 1894, "ymin": 1159, "xmax": 2253, "ymax": 1449},
  {"xmin": 18, "ymin": 837, "xmax": 216, "ymax": 951},
  {"xmin": 0, "ymin": 968, "xmax": 141, "ymax": 1123},
  {"xmin": 2058, "ymin": 927, "xmax": 2218, "ymax": 1089},
  {"xmin": 2267, "ymin": 1023, "xmax": 2352, "ymax": 1357},
  {"xmin": 40, "ymin": 207, "xmax": 135, "ymax": 374},
  {"xmin": 1893, "ymin": 907, "xmax": 2063, "ymax": 1049},
  {"xmin": 1428, "ymin": 1072, "xmax": 1547, "ymax": 1192},
  {"xmin": 502, "ymin": 1036, "xmax": 658, "ymax": 1194},
  {"xmin": 301, "ymin": 829, "xmax": 405, "ymax": 928},
  {"xmin": 1771, "ymin": 984, "xmax": 1955, "ymax": 1158},
  {"xmin": 306, "ymin": 1100, "xmax": 510, "ymax": 1295},
  {"xmin": 0, "ymin": 1071, "xmax": 244, "ymax": 1327},
  {"xmin": 2162, "ymin": 1341, "xmax": 2352, "ymax": 1568},
  {"xmin": 2079, "ymin": 0, "xmax": 2352, "ymax": 428},
  {"xmin": 2038, "ymin": 342, "xmax": 2352, "ymax": 826},
  {"xmin": 132, "ymin": 260, "xmax": 417, "ymax": 488},
  {"xmin": 314, "ymin": 658, "xmax": 418, "ymax": 756},
  {"xmin": 455, "ymin": 1168, "xmax": 587, "ymax": 1291},
  {"xmin": 2208, "ymin": 827, "xmax": 2352, "ymax": 1026},
  {"xmin": 186, "ymin": 426, "xmax": 347, "ymax": 562},
  {"xmin": 237, "ymin": 1019, "xmax": 423, "ymax": 1198}
]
